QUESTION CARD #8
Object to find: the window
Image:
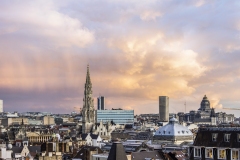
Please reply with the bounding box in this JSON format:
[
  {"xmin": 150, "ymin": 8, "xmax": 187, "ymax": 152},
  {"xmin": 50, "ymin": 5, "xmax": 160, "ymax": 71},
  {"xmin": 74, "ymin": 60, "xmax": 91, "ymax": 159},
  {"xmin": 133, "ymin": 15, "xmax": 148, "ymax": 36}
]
[
  {"xmin": 218, "ymin": 149, "xmax": 226, "ymax": 159},
  {"xmin": 194, "ymin": 148, "xmax": 201, "ymax": 157},
  {"xmin": 206, "ymin": 148, "xmax": 213, "ymax": 158},
  {"xmin": 232, "ymin": 150, "xmax": 239, "ymax": 160},
  {"xmin": 224, "ymin": 134, "xmax": 231, "ymax": 142},
  {"xmin": 212, "ymin": 133, "xmax": 218, "ymax": 141},
  {"xmin": 238, "ymin": 134, "xmax": 240, "ymax": 142}
]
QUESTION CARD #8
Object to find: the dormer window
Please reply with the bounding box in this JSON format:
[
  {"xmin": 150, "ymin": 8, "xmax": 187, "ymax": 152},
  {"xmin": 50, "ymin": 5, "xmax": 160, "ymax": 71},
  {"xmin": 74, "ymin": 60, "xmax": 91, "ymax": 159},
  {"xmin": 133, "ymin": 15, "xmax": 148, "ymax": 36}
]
[
  {"xmin": 224, "ymin": 134, "xmax": 231, "ymax": 142},
  {"xmin": 212, "ymin": 133, "xmax": 218, "ymax": 141}
]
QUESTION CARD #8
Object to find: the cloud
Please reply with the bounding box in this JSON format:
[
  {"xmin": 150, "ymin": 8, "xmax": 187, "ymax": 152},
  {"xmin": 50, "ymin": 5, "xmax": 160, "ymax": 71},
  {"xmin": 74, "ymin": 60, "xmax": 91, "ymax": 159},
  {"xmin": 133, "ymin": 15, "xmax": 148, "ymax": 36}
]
[
  {"xmin": 0, "ymin": 0, "xmax": 240, "ymax": 115},
  {"xmin": 0, "ymin": 1, "xmax": 94, "ymax": 48}
]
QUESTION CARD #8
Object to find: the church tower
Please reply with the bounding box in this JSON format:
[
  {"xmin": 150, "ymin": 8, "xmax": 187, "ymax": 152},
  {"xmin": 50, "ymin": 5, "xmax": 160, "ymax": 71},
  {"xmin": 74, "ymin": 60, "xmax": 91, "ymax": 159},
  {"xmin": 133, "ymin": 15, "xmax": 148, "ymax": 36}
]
[
  {"xmin": 82, "ymin": 65, "xmax": 95, "ymax": 134},
  {"xmin": 210, "ymin": 108, "xmax": 217, "ymax": 125}
]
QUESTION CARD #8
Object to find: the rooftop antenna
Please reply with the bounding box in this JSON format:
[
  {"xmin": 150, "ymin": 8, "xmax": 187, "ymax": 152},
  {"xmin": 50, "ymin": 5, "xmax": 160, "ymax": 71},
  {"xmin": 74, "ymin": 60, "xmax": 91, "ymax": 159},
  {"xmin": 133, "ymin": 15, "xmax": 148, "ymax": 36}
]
[{"xmin": 184, "ymin": 101, "xmax": 187, "ymax": 113}]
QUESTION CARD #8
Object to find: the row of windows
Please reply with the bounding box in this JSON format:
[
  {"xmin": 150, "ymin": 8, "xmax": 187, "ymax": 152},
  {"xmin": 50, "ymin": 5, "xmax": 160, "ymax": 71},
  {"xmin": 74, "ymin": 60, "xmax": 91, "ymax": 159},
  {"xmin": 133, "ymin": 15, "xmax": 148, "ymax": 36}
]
[
  {"xmin": 194, "ymin": 148, "xmax": 239, "ymax": 159},
  {"xmin": 97, "ymin": 111, "xmax": 134, "ymax": 114},
  {"xmin": 212, "ymin": 133, "xmax": 236, "ymax": 142},
  {"xmin": 97, "ymin": 115, "xmax": 134, "ymax": 118},
  {"xmin": 96, "ymin": 119, "xmax": 134, "ymax": 124}
]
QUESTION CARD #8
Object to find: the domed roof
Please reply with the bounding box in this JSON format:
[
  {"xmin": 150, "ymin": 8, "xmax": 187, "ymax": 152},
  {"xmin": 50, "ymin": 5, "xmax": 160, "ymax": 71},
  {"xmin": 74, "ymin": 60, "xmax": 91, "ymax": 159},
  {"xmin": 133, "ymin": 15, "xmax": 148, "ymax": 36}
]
[
  {"xmin": 198, "ymin": 95, "xmax": 211, "ymax": 111},
  {"xmin": 154, "ymin": 117, "xmax": 193, "ymax": 137}
]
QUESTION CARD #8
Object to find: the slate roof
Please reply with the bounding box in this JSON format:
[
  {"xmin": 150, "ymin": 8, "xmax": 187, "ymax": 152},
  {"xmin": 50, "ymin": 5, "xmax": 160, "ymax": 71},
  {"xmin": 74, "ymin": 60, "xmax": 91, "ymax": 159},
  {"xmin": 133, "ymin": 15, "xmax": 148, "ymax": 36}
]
[
  {"xmin": 107, "ymin": 142, "xmax": 128, "ymax": 160},
  {"xmin": 12, "ymin": 145, "xmax": 41, "ymax": 155},
  {"xmin": 194, "ymin": 127, "xmax": 240, "ymax": 148},
  {"xmin": 12, "ymin": 146, "xmax": 23, "ymax": 154},
  {"xmin": 111, "ymin": 132, "xmax": 130, "ymax": 140},
  {"xmin": 73, "ymin": 146, "xmax": 103, "ymax": 159},
  {"xmin": 131, "ymin": 151, "xmax": 164, "ymax": 160},
  {"xmin": 81, "ymin": 133, "xmax": 98, "ymax": 140},
  {"xmin": 28, "ymin": 146, "xmax": 41, "ymax": 153}
]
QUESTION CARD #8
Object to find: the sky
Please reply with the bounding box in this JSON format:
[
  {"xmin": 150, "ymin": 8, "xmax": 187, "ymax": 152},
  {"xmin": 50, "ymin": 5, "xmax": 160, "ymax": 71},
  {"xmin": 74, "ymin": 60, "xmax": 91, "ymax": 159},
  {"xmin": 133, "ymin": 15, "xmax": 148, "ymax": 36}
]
[{"xmin": 0, "ymin": 0, "xmax": 240, "ymax": 116}]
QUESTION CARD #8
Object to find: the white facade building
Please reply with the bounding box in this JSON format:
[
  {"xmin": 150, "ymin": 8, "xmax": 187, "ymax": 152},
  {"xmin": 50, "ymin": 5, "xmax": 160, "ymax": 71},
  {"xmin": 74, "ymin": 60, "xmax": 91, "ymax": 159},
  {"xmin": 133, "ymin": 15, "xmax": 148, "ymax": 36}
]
[
  {"xmin": 0, "ymin": 147, "xmax": 12, "ymax": 159},
  {"xmin": 154, "ymin": 117, "xmax": 193, "ymax": 144}
]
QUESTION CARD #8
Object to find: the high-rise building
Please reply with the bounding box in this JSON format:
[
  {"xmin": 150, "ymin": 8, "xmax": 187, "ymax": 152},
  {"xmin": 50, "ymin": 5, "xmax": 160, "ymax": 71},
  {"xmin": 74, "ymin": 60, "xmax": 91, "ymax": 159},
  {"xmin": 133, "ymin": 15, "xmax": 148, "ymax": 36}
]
[
  {"xmin": 97, "ymin": 96, "xmax": 105, "ymax": 110},
  {"xmin": 82, "ymin": 65, "xmax": 95, "ymax": 133},
  {"xmin": 0, "ymin": 100, "xmax": 2, "ymax": 113},
  {"xmin": 159, "ymin": 96, "xmax": 169, "ymax": 121}
]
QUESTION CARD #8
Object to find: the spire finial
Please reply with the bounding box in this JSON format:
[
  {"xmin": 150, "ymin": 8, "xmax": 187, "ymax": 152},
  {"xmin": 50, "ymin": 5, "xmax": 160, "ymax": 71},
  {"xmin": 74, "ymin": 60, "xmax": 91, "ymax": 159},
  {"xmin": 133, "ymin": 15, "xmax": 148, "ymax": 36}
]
[{"xmin": 86, "ymin": 64, "xmax": 91, "ymax": 84}]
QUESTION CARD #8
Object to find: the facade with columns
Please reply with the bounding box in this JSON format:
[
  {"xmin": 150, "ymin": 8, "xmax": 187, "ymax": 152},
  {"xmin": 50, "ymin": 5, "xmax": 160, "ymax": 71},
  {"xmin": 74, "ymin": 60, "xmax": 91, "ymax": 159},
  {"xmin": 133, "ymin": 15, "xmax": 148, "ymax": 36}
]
[{"xmin": 26, "ymin": 132, "xmax": 53, "ymax": 143}]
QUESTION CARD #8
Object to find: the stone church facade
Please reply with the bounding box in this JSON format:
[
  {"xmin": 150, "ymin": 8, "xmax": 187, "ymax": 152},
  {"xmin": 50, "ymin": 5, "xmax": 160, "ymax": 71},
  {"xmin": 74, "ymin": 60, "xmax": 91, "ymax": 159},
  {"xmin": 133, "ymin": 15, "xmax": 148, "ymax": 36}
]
[{"xmin": 82, "ymin": 65, "xmax": 95, "ymax": 134}]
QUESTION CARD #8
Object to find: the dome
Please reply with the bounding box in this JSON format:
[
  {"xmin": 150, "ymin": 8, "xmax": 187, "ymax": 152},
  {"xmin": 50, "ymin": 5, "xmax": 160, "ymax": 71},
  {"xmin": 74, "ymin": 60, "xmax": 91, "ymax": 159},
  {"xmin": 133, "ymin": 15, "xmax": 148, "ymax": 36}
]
[
  {"xmin": 199, "ymin": 95, "xmax": 211, "ymax": 111},
  {"xmin": 7, "ymin": 144, "xmax": 12, "ymax": 149},
  {"xmin": 154, "ymin": 117, "xmax": 193, "ymax": 142}
]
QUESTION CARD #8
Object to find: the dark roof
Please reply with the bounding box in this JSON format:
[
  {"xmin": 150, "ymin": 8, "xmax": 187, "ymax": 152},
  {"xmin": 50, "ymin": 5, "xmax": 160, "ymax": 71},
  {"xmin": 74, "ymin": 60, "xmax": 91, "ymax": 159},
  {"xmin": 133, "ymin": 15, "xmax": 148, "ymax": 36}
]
[
  {"xmin": 12, "ymin": 145, "xmax": 41, "ymax": 154},
  {"xmin": 7, "ymin": 131, "xmax": 15, "ymax": 140},
  {"xmin": 107, "ymin": 142, "xmax": 128, "ymax": 160},
  {"xmin": 81, "ymin": 133, "xmax": 98, "ymax": 140},
  {"xmin": 167, "ymin": 151, "xmax": 185, "ymax": 160},
  {"xmin": 210, "ymin": 108, "xmax": 216, "ymax": 117},
  {"xmin": 62, "ymin": 123, "xmax": 77, "ymax": 126},
  {"xmin": 111, "ymin": 132, "xmax": 130, "ymax": 140},
  {"xmin": 131, "ymin": 151, "xmax": 164, "ymax": 160},
  {"xmin": 73, "ymin": 146, "xmax": 103, "ymax": 159},
  {"xmin": 28, "ymin": 146, "xmax": 41, "ymax": 153},
  {"xmin": 12, "ymin": 146, "xmax": 23, "ymax": 154},
  {"xmin": 194, "ymin": 127, "xmax": 240, "ymax": 148},
  {"xmin": 193, "ymin": 118, "xmax": 211, "ymax": 123}
]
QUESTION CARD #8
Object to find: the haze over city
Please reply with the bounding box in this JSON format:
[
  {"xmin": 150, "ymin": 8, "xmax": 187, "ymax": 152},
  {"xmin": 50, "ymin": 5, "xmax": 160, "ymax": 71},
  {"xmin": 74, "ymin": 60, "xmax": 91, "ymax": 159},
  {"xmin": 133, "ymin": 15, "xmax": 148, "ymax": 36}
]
[{"xmin": 0, "ymin": 0, "xmax": 240, "ymax": 115}]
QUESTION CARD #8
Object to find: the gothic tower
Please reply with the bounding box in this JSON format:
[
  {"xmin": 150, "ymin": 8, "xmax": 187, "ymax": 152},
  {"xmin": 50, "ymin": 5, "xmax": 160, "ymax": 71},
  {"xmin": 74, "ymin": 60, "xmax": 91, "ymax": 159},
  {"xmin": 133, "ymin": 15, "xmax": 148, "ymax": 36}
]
[{"xmin": 82, "ymin": 65, "xmax": 95, "ymax": 133}]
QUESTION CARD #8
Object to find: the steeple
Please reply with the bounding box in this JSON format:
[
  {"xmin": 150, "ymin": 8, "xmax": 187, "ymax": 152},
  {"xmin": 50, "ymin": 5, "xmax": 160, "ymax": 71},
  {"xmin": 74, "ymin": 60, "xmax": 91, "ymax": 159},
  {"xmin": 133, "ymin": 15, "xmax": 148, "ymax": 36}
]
[
  {"xmin": 210, "ymin": 108, "xmax": 216, "ymax": 117},
  {"xmin": 82, "ymin": 65, "xmax": 95, "ymax": 134},
  {"xmin": 84, "ymin": 65, "xmax": 93, "ymax": 96},
  {"xmin": 86, "ymin": 64, "xmax": 91, "ymax": 85}
]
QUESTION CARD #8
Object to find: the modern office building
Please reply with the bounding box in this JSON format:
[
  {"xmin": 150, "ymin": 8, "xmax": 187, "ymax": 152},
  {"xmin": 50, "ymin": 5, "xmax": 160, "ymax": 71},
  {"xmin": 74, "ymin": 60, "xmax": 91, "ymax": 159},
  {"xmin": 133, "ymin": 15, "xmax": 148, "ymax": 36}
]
[
  {"xmin": 0, "ymin": 100, "xmax": 3, "ymax": 113},
  {"xmin": 159, "ymin": 96, "xmax": 169, "ymax": 121},
  {"xmin": 96, "ymin": 109, "xmax": 134, "ymax": 125},
  {"xmin": 97, "ymin": 96, "xmax": 105, "ymax": 110}
]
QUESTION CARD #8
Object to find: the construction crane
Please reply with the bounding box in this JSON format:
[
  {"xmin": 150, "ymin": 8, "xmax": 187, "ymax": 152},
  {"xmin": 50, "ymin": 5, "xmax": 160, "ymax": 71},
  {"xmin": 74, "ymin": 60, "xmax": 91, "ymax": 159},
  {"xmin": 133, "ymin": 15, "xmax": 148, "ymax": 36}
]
[
  {"xmin": 222, "ymin": 108, "xmax": 240, "ymax": 110},
  {"xmin": 74, "ymin": 107, "xmax": 82, "ymax": 113}
]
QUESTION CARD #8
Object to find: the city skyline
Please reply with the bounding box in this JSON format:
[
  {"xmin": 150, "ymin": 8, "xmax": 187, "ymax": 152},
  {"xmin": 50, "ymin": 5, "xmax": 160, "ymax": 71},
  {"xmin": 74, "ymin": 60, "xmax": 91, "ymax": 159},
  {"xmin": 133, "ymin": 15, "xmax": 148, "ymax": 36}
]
[{"xmin": 0, "ymin": 1, "xmax": 240, "ymax": 115}]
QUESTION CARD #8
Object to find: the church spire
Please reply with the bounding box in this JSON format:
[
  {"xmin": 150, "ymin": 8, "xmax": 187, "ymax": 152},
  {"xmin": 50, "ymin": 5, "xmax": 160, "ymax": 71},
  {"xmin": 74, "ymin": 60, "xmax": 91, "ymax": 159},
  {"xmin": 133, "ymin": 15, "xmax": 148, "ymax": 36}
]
[
  {"xmin": 82, "ymin": 65, "xmax": 95, "ymax": 134},
  {"xmin": 86, "ymin": 64, "xmax": 91, "ymax": 84}
]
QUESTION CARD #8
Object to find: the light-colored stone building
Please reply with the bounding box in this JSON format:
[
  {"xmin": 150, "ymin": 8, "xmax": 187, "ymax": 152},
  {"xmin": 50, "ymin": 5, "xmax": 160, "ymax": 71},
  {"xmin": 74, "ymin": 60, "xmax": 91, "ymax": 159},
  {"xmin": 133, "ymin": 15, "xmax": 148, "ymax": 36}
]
[
  {"xmin": 1, "ymin": 117, "xmax": 28, "ymax": 127},
  {"xmin": 43, "ymin": 116, "xmax": 55, "ymax": 125}
]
